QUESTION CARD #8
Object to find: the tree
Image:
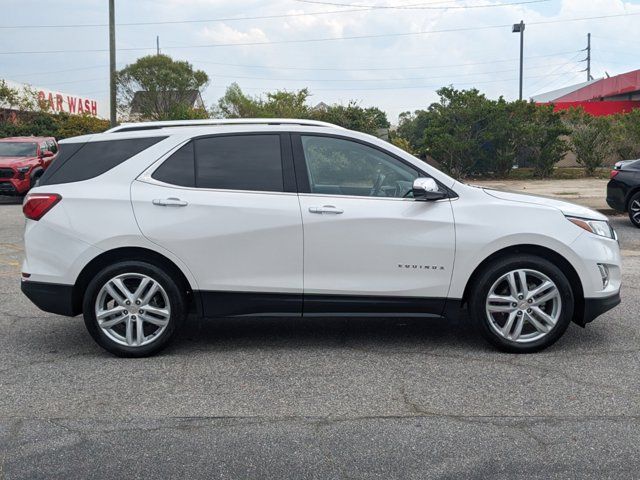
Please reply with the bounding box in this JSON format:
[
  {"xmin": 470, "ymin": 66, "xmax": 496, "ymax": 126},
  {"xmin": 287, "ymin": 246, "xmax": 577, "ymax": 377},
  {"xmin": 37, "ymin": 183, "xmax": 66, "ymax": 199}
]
[
  {"xmin": 117, "ymin": 54, "xmax": 209, "ymax": 120},
  {"xmin": 214, "ymin": 83, "xmax": 311, "ymax": 118},
  {"xmin": 486, "ymin": 99, "xmax": 525, "ymax": 177},
  {"xmin": 422, "ymin": 87, "xmax": 495, "ymax": 178},
  {"xmin": 612, "ymin": 109, "xmax": 640, "ymax": 160},
  {"xmin": 516, "ymin": 104, "xmax": 569, "ymax": 178},
  {"xmin": 312, "ymin": 102, "xmax": 389, "ymax": 135},
  {"xmin": 54, "ymin": 113, "xmax": 110, "ymax": 138},
  {"xmin": 213, "ymin": 83, "xmax": 390, "ymax": 136},
  {"xmin": 395, "ymin": 110, "xmax": 431, "ymax": 157},
  {"xmin": 568, "ymin": 109, "xmax": 613, "ymax": 176},
  {"xmin": 390, "ymin": 136, "xmax": 414, "ymax": 154},
  {"xmin": 0, "ymin": 80, "xmax": 48, "ymax": 112}
]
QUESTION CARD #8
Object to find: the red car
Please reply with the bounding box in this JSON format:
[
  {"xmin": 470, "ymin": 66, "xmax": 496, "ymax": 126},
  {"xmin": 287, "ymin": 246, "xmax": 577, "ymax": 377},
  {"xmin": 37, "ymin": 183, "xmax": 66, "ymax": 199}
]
[{"xmin": 0, "ymin": 137, "xmax": 58, "ymax": 195}]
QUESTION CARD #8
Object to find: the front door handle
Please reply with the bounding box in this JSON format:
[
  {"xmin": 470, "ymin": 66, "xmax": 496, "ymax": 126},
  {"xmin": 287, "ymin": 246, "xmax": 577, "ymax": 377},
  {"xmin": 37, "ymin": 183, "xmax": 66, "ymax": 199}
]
[
  {"xmin": 309, "ymin": 205, "xmax": 343, "ymax": 214},
  {"xmin": 152, "ymin": 197, "xmax": 188, "ymax": 207}
]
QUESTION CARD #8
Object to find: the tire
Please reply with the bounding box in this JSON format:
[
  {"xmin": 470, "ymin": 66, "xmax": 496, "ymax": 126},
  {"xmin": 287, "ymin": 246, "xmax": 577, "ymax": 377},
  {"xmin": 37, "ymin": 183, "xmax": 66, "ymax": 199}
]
[
  {"xmin": 83, "ymin": 260, "xmax": 186, "ymax": 357},
  {"xmin": 468, "ymin": 254, "xmax": 574, "ymax": 353},
  {"xmin": 628, "ymin": 192, "xmax": 640, "ymax": 228}
]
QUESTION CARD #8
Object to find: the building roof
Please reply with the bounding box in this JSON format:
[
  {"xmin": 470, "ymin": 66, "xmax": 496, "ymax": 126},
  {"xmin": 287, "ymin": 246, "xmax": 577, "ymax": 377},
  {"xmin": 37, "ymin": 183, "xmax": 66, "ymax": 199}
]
[
  {"xmin": 530, "ymin": 79, "xmax": 599, "ymax": 103},
  {"xmin": 533, "ymin": 69, "xmax": 640, "ymax": 103},
  {"xmin": 554, "ymin": 69, "xmax": 640, "ymax": 102}
]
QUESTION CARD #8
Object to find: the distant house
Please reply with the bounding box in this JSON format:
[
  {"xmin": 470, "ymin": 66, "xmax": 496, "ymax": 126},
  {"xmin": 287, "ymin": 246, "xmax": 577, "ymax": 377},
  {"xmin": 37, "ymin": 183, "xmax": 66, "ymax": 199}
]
[
  {"xmin": 312, "ymin": 101, "xmax": 330, "ymax": 112},
  {"xmin": 129, "ymin": 90, "xmax": 205, "ymax": 119}
]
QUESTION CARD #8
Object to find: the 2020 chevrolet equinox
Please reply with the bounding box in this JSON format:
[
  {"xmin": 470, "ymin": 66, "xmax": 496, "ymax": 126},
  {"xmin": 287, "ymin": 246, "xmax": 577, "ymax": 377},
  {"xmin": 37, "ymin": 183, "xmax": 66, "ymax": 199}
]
[{"xmin": 21, "ymin": 119, "xmax": 622, "ymax": 357}]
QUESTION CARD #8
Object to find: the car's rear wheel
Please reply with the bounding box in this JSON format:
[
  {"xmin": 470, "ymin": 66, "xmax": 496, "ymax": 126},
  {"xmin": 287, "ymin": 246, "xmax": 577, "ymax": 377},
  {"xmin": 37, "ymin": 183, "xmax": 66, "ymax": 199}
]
[
  {"xmin": 469, "ymin": 254, "xmax": 574, "ymax": 353},
  {"xmin": 83, "ymin": 261, "xmax": 186, "ymax": 357},
  {"xmin": 628, "ymin": 192, "xmax": 640, "ymax": 228}
]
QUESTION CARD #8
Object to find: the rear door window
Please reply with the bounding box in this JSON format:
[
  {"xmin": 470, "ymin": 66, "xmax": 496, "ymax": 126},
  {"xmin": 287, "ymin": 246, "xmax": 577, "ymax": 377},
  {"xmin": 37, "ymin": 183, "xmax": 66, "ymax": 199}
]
[{"xmin": 194, "ymin": 135, "xmax": 283, "ymax": 192}]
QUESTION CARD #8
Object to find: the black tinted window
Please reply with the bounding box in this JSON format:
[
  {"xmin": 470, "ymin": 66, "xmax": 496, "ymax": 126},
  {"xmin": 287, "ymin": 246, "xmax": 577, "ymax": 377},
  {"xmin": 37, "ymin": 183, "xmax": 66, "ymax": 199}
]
[
  {"xmin": 39, "ymin": 137, "xmax": 166, "ymax": 186},
  {"xmin": 152, "ymin": 142, "xmax": 195, "ymax": 187},
  {"xmin": 195, "ymin": 135, "xmax": 283, "ymax": 192}
]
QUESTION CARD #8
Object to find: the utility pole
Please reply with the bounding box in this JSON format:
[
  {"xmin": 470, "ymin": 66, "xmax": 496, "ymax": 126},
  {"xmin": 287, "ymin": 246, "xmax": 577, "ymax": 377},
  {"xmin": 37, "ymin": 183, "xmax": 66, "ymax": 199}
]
[
  {"xmin": 512, "ymin": 20, "xmax": 525, "ymax": 100},
  {"xmin": 109, "ymin": 0, "xmax": 116, "ymax": 127},
  {"xmin": 156, "ymin": 35, "xmax": 160, "ymax": 55},
  {"xmin": 586, "ymin": 33, "xmax": 593, "ymax": 81}
]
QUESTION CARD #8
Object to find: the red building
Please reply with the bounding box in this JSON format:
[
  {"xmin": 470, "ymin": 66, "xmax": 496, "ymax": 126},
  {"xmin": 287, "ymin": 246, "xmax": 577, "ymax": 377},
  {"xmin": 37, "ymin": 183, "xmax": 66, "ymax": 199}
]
[{"xmin": 533, "ymin": 69, "xmax": 640, "ymax": 116}]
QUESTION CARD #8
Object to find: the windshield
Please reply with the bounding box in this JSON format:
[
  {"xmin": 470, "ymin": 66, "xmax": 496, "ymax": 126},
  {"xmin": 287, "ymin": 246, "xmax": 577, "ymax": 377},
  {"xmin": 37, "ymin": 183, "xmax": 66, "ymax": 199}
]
[{"xmin": 0, "ymin": 142, "xmax": 38, "ymax": 157}]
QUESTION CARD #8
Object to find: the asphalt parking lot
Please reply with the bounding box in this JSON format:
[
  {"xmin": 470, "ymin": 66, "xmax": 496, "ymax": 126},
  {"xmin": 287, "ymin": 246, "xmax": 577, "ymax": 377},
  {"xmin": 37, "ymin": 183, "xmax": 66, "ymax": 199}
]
[{"xmin": 0, "ymin": 197, "xmax": 639, "ymax": 479}]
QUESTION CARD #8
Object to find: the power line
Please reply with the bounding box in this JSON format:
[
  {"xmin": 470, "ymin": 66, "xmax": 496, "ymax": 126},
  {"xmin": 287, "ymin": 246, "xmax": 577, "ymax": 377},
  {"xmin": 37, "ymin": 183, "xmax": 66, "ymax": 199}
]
[
  {"xmin": 0, "ymin": 0, "xmax": 550, "ymax": 30},
  {"xmin": 293, "ymin": 0, "xmax": 549, "ymax": 10},
  {"xmin": 13, "ymin": 57, "xmax": 575, "ymax": 89},
  {"xmin": 202, "ymin": 60, "xmax": 580, "ymax": 84},
  {"xmin": 0, "ymin": 8, "xmax": 368, "ymax": 30},
  {"xmin": 527, "ymin": 51, "xmax": 584, "ymax": 95},
  {"xmin": 191, "ymin": 49, "xmax": 580, "ymax": 72},
  {"xmin": 224, "ymin": 71, "xmax": 578, "ymax": 91},
  {"xmin": 8, "ymin": 64, "xmax": 119, "ymax": 80},
  {"xmin": 4, "ymin": 49, "xmax": 578, "ymax": 81},
  {"xmin": 69, "ymin": 70, "xmax": 577, "ymax": 96},
  {"xmin": 1, "ymin": 11, "xmax": 639, "ymax": 56}
]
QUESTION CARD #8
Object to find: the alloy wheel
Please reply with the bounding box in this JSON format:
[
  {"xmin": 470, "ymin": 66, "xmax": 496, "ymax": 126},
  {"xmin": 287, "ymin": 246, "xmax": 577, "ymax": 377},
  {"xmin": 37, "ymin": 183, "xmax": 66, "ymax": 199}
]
[
  {"xmin": 485, "ymin": 268, "xmax": 562, "ymax": 343},
  {"xmin": 94, "ymin": 273, "xmax": 171, "ymax": 347},
  {"xmin": 630, "ymin": 199, "xmax": 640, "ymax": 225}
]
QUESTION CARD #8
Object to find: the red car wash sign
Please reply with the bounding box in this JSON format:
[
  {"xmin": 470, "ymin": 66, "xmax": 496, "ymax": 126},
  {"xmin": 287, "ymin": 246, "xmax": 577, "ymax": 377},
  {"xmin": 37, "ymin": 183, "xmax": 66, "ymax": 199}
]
[
  {"xmin": 38, "ymin": 90, "xmax": 98, "ymax": 116},
  {"xmin": 2, "ymin": 79, "xmax": 105, "ymax": 118}
]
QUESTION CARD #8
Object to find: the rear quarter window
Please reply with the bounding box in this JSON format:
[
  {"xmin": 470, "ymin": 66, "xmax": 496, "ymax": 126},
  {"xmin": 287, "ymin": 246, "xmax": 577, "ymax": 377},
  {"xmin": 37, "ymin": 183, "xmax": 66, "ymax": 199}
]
[
  {"xmin": 39, "ymin": 137, "xmax": 167, "ymax": 186},
  {"xmin": 151, "ymin": 142, "xmax": 195, "ymax": 187}
]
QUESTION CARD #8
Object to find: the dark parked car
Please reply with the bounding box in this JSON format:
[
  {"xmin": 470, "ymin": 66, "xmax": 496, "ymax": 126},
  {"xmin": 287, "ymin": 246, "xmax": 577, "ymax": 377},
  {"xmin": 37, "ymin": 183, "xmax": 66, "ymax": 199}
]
[{"xmin": 607, "ymin": 159, "xmax": 640, "ymax": 228}]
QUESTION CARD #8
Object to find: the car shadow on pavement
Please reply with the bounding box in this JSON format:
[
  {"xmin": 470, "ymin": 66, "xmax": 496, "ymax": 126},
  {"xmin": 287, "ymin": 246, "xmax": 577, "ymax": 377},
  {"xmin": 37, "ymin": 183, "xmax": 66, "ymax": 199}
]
[
  {"xmin": 170, "ymin": 314, "xmax": 487, "ymax": 354},
  {"xmin": 7, "ymin": 313, "xmax": 608, "ymax": 359}
]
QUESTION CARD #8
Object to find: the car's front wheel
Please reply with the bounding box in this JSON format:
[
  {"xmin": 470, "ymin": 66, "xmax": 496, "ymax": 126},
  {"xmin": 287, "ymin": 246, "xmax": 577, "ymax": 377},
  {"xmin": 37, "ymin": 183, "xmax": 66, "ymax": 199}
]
[
  {"xmin": 469, "ymin": 254, "xmax": 574, "ymax": 353},
  {"xmin": 83, "ymin": 261, "xmax": 186, "ymax": 357},
  {"xmin": 628, "ymin": 192, "xmax": 640, "ymax": 228}
]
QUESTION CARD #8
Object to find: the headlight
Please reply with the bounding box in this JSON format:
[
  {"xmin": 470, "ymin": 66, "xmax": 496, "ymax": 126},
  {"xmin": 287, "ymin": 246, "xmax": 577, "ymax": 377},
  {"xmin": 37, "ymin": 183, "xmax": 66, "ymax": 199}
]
[
  {"xmin": 17, "ymin": 166, "xmax": 30, "ymax": 173},
  {"xmin": 567, "ymin": 216, "xmax": 615, "ymax": 239}
]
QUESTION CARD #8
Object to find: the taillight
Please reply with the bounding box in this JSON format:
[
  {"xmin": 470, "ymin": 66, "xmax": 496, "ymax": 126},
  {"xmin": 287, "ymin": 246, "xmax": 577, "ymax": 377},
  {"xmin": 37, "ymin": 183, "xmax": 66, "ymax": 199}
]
[
  {"xmin": 610, "ymin": 170, "xmax": 619, "ymax": 179},
  {"xmin": 23, "ymin": 193, "xmax": 61, "ymax": 221}
]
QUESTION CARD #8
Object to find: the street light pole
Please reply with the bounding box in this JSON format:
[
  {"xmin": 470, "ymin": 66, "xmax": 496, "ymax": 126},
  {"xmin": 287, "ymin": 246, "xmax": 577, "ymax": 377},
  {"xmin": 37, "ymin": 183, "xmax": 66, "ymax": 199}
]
[
  {"xmin": 109, "ymin": 0, "xmax": 117, "ymax": 127},
  {"xmin": 512, "ymin": 20, "xmax": 525, "ymax": 101}
]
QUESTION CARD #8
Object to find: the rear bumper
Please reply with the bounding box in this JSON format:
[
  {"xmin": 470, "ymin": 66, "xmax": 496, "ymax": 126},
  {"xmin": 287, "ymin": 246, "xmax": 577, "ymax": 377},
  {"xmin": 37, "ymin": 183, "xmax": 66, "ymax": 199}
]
[
  {"xmin": 581, "ymin": 292, "xmax": 621, "ymax": 325},
  {"xmin": 606, "ymin": 196, "xmax": 625, "ymax": 212},
  {"xmin": 21, "ymin": 280, "xmax": 79, "ymax": 316},
  {"xmin": 606, "ymin": 179, "xmax": 627, "ymax": 212}
]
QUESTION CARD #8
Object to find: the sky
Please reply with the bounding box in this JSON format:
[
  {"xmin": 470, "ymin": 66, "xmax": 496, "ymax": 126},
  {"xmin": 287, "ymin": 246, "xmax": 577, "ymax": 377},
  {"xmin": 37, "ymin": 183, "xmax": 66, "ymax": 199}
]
[{"xmin": 1, "ymin": 0, "xmax": 640, "ymax": 123}]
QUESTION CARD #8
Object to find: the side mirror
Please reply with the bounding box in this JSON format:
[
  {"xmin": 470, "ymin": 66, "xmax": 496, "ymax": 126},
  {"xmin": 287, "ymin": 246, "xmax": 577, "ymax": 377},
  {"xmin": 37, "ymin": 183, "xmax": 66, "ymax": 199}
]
[
  {"xmin": 41, "ymin": 151, "xmax": 54, "ymax": 158},
  {"xmin": 412, "ymin": 177, "xmax": 447, "ymax": 201}
]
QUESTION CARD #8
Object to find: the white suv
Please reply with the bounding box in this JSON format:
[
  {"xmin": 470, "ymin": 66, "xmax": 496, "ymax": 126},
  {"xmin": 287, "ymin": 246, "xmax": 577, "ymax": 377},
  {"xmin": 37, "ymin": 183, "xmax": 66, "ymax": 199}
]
[{"xmin": 21, "ymin": 119, "xmax": 621, "ymax": 357}]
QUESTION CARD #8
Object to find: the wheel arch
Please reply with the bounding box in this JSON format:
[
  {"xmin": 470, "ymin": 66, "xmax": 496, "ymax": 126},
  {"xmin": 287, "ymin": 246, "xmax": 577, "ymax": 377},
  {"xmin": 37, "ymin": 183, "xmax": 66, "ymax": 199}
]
[
  {"xmin": 461, "ymin": 244, "xmax": 585, "ymax": 326},
  {"xmin": 72, "ymin": 246, "xmax": 199, "ymax": 316},
  {"xmin": 625, "ymin": 186, "xmax": 640, "ymax": 211}
]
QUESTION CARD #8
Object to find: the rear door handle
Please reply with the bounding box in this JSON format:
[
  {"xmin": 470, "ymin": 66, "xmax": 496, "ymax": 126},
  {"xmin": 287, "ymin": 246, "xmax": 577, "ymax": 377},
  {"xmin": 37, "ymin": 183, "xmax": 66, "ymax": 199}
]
[
  {"xmin": 152, "ymin": 197, "xmax": 188, "ymax": 207},
  {"xmin": 309, "ymin": 205, "xmax": 343, "ymax": 214}
]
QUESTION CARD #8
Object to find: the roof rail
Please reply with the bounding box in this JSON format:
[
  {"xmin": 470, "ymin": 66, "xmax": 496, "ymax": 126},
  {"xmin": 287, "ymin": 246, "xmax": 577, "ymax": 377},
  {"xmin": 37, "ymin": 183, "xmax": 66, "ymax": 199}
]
[{"xmin": 106, "ymin": 118, "xmax": 345, "ymax": 133}]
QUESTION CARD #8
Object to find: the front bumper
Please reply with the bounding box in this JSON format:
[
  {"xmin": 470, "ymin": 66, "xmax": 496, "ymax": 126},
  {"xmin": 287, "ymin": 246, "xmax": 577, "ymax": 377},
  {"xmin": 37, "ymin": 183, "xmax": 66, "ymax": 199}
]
[
  {"xmin": 21, "ymin": 280, "xmax": 79, "ymax": 317},
  {"xmin": 580, "ymin": 292, "xmax": 621, "ymax": 325},
  {"xmin": 0, "ymin": 178, "xmax": 30, "ymax": 195}
]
